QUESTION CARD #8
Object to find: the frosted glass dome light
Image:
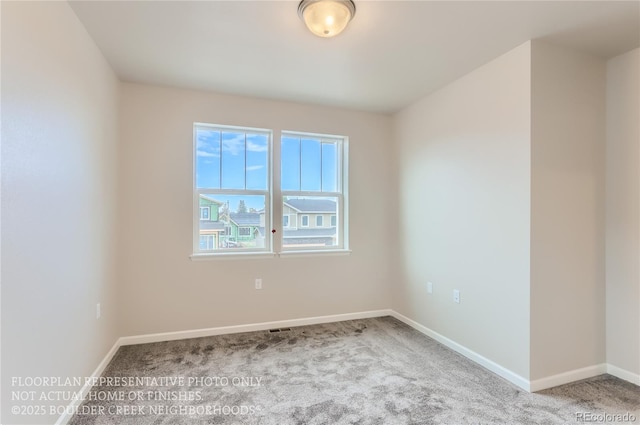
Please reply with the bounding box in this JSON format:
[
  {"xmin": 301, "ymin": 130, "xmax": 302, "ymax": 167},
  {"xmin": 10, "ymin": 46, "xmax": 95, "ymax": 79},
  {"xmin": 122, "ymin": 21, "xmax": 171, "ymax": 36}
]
[{"xmin": 298, "ymin": 0, "xmax": 356, "ymax": 38}]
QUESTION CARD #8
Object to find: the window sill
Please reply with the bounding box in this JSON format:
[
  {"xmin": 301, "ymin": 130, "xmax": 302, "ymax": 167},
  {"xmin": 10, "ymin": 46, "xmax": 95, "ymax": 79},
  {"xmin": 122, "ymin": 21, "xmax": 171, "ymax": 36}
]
[
  {"xmin": 190, "ymin": 250, "xmax": 352, "ymax": 261},
  {"xmin": 278, "ymin": 249, "xmax": 352, "ymax": 258},
  {"xmin": 190, "ymin": 252, "xmax": 276, "ymax": 261}
]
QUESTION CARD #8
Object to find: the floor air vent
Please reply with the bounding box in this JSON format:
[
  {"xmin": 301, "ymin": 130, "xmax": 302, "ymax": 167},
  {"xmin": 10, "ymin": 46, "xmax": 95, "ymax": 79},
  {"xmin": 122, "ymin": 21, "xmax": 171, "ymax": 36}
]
[{"xmin": 268, "ymin": 328, "xmax": 292, "ymax": 333}]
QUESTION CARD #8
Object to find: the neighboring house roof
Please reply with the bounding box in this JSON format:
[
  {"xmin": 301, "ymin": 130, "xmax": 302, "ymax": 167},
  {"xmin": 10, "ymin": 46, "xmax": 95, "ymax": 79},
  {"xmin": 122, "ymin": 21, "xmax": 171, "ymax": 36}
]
[
  {"xmin": 284, "ymin": 199, "xmax": 336, "ymax": 213},
  {"xmin": 200, "ymin": 220, "xmax": 225, "ymax": 231},
  {"xmin": 200, "ymin": 194, "xmax": 223, "ymax": 205},
  {"xmin": 230, "ymin": 212, "xmax": 261, "ymax": 227},
  {"xmin": 283, "ymin": 228, "xmax": 336, "ymax": 238}
]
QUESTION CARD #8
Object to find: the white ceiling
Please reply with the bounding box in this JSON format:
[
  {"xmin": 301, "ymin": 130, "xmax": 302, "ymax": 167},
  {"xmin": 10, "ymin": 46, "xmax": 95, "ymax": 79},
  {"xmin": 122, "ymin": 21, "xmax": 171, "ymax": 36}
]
[{"xmin": 70, "ymin": 0, "xmax": 639, "ymax": 113}]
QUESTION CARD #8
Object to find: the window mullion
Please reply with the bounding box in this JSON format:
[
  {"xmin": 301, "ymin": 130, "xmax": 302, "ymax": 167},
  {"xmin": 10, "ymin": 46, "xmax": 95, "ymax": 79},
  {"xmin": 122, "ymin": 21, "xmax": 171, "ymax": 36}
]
[
  {"xmin": 298, "ymin": 137, "xmax": 302, "ymax": 192},
  {"xmin": 320, "ymin": 141, "xmax": 324, "ymax": 192},
  {"xmin": 218, "ymin": 131, "xmax": 222, "ymax": 190}
]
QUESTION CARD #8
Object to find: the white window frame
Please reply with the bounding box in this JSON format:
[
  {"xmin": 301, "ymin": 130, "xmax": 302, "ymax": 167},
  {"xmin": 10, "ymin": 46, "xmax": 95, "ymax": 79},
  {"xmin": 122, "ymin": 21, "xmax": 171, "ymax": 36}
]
[
  {"xmin": 283, "ymin": 215, "xmax": 290, "ymax": 227},
  {"xmin": 316, "ymin": 215, "xmax": 323, "ymax": 227},
  {"xmin": 301, "ymin": 215, "xmax": 309, "ymax": 227},
  {"xmin": 238, "ymin": 226, "xmax": 252, "ymax": 237},
  {"xmin": 193, "ymin": 123, "xmax": 272, "ymax": 256},
  {"xmin": 280, "ymin": 131, "xmax": 349, "ymax": 253},
  {"xmin": 330, "ymin": 214, "xmax": 337, "ymax": 227},
  {"xmin": 199, "ymin": 235, "xmax": 216, "ymax": 250},
  {"xmin": 200, "ymin": 206, "xmax": 210, "ymax": 220},
  {"xmin": 192, "ymin": 125, "xmax": 349, "ymax": 259}
]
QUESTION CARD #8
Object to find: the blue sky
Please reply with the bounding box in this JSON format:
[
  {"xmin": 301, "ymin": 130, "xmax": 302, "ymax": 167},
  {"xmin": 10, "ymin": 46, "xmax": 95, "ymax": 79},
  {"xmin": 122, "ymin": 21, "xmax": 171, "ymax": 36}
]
[
  {"xmin": 196, "ymin": 130, "xmax": 268, "ymax": 190},
  {"xmin": 281, "ymin": 136, "xmax": 337, "ymax": 192},
  {"xmin": 197, "ymin": 128, "xmax": 338, "ymax": 212}
]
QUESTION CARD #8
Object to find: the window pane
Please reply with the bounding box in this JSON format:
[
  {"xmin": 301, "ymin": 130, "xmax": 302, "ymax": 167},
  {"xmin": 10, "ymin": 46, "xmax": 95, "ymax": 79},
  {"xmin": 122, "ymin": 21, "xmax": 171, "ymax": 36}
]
[
  {"xmin": 281, "ymin": 137, "xmax": 300, "ymax": 191},
  {"xmin": 199, "ymin": 194, "xmax": 266, "ymax": 250},
  {"xmin": 321, "ymin": 142, "xmax": 338, "ymax": 192},
  {"xmin": 283, "ymin": 197, "xmax": 338, "ymax": 249},
  {"xmin": 246, "ymin": 134, "xmax": 268, "ymax": 190},
  {"xmin": 196, "ymin": 129, "xmax": 221, "ymax": 189},
  {"xmin": 221, "ymin": 132, "xmax": 246, "ymax": 189},
  {"xmin": 301, "ymin": 138, "xmax": 321, "ymax": 191},
  {"xmin": 199, "ymin": 235, "xmax": 216, "ymax": 250},
  {"xmin": 195, "ymin": 124, "xmax": 272, "ymax": 254},
  {"xmin": 200, "ymin": 207, "xmax": 209, "ymax": 220}
]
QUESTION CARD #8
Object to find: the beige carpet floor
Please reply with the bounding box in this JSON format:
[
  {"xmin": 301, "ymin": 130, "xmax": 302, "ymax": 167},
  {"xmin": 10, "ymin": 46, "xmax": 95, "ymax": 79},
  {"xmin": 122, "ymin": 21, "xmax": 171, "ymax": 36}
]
[{"xmin": 69, "ymin": 316, "xmax": 640, "ymax": 424}]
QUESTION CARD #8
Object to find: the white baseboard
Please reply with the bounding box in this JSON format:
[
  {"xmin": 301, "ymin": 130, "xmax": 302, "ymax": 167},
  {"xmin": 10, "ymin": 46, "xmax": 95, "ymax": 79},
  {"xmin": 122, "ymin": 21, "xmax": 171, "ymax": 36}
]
[
  {"xmin": 119, "ymin": 309, "xmax": 393, "ymax": 346},
  {"xmin": 607, "ymin": 364, "xmax": 640, "ymax": 386},
  {"xmin": 529, "ymin": 363, "xmax": 640, "ymax": 392},
  {"xmin": 55, "ymin": 339, "xmax": 120, "ymax": 425},
  {"xmin": 529, "ymin": 364, "xmax": 608, "ymax": 392},
  {"xmin": 389, "ymin": 311, "xmax": 531, "ymax": 392}
]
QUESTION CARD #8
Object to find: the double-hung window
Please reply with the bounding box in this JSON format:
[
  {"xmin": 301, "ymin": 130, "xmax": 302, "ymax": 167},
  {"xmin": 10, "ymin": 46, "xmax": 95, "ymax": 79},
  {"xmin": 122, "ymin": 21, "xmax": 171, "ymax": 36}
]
[
  {"xmin": 194, "ymin": 123, "xmax": 271, "ymax": 253},
  {"xmin": 193, "ymin": 124, "xmax": 347, "ymax": 256},
  {"xmin": 281, "ymin": 132, "xmax": 348, "ymax": 252}
]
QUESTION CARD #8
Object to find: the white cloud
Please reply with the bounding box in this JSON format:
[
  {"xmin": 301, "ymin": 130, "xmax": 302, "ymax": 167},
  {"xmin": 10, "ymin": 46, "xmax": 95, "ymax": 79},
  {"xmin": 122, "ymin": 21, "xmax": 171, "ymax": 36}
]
[
  {"xmin": 197, "ymin": 131, "xmax": 218, "ymax": 146},
  {"xmin": 247, "ymin": 140, "xmax": 268, "ymax": 153},
  {"xmin": 196, "ymin": 131, "xmax": 222, "ymax": 158},
  {"xmin": 198, "ymin": 132, "xmax": 268, "ymax": 156},
  {"xmin": 222, "ymin": 135, "xmax": 245, "ymax": 155},
  {"xmin": 246, "ymin": 165, "xmax": 264, "ymax": 171},
  {"xmin": 197, "ymin": 149, "xmax": 219, "ymax": 158}
]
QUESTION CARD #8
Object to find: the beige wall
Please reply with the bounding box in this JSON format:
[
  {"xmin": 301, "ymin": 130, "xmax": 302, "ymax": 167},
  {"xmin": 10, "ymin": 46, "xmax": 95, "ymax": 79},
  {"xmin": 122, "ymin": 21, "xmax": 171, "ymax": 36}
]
[
  {"xmin": 1, "ymin": 2, "xmax": 120, "ymax": 424},
  {"xmin": 117, "ymin": 83, "xmax": 393, "ymax": 336},
  {"xmin": 530, "ymin": 41, "xmax": 606, "ymax": 380},
  {"xmin": 605, "ymin": 48, "xmax": 640, "ymax": 378},
  {"xmin": 392, "ymin": 42, "xmax": 532, "ymax": 378},
  {"xmin": 1, "ymin": 5, "xmax": 635, "ymax": 417}
]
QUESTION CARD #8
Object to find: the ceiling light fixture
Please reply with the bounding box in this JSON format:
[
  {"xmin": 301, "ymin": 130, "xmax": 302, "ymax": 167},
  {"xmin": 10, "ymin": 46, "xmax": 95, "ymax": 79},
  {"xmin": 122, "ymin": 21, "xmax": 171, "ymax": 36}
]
[{"xmin": 298, "ymin": 0, "xmax": 356, "ymax": 38}]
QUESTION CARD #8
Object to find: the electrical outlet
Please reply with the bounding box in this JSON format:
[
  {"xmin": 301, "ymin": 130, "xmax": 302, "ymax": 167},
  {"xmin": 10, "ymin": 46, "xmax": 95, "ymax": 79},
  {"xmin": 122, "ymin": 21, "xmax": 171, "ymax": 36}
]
[
  {"xmin": 427, "ymin": 281, "xmax": 433, "ymax": 294},
  {"xmin": 453, "ymin": 290, "xmax": 460, "ymax": 304},
  {"xmin": 96, "ymin": 303, "xmax": 101, "ymax": 319},
  {"xmin": 255, "ymin": 278, "xmax": 262, "ymax": 290}
]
